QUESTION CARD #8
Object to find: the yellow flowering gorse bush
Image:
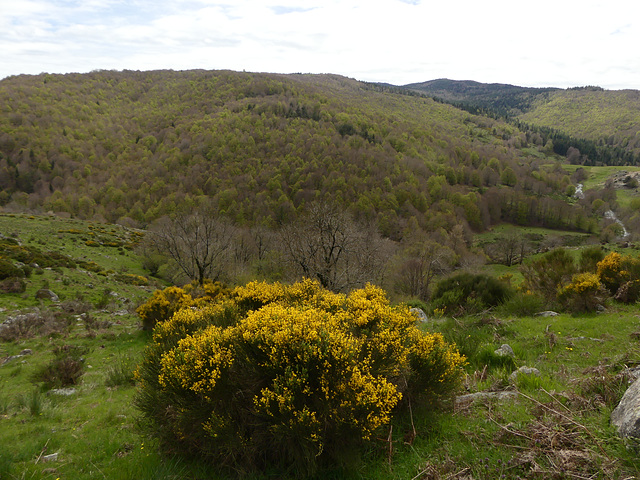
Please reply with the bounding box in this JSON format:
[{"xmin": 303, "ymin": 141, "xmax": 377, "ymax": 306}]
[
  {"xmin": 557, "ymin": 272, "xmax": 607, "ymax": 312},
  {"xmin": 135, "ymin": 279, "xmax": 465, "ymax": 474}
]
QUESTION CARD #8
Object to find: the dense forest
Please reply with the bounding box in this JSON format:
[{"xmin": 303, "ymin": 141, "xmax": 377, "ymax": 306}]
[
  {"xmin": 405, "ymin": 79, "xmax": 640, "ymax": 165},
  {"xmin": 0, "ymin": 69, "xmax": 606, "ymax": 240}
]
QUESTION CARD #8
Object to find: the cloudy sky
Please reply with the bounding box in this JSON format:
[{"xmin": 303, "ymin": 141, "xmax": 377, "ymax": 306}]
[{"xmin": 1, "ymin": 0, "xmax": 639, "ymax": 89}]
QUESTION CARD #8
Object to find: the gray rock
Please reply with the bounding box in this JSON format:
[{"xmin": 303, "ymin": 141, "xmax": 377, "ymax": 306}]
[
  {"xmin": 612, "ymin": 377, "xmax": 640, "ymax": 438},
  {"xmin": 49, "ymin": 388, "xmax": 77, "ymax": 396},
  {"xmin": 410, "ymin": 307, "xmax": 428, "ymax": 322},
  {"xmin": 567, "ymin": 336, "xmax": 604, "ymax": 343},
  {"xmin": 2, "ymin": 349, "xmax": 33, "ymax": 366},
  {"xmin": 456, "ymin": 391, "xmax": 518, "ymax": 406},
  {"xmin": 41, "ymin": 453, "xmax": 59, "ymax": 463},
  {"xmin": 35, "ymin": 289, "xmax": 59, "ymax": 302},
  {"xmin": 509, "ymin": 366, "xmax": 541, "ymax": 383},
  {"xmin": 535, "ymin": 311, "xmax": 559, "ymax": 317},
  {"xmin": 627, "ymin": 366, "xmax": 640, "ymax": 381},
  {"xmin": 494, "ymin": 344, "xmax": 515, "ymax": 358}
]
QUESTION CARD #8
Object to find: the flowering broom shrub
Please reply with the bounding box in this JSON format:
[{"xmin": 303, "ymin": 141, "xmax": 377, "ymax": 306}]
[
  {"xmin": 557, "ymin": 272, "xmax": 607, "ymax": 312},
  {"xmin": 135, "ymin": 279, "xmax": 465, "ymax": 475},
  {"xmin": 136, "ymin": 286, "xmax": 193, "ymax": 331},
  {"xmin": 596, "ymin": 251, "xmax": 640, "ymax": 302},
  {"xmin": 136, "ymin": 280, "xmax": 231, "ymax": 330}
]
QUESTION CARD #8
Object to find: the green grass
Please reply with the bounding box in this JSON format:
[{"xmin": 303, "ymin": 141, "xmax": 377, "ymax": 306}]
[
  {"xmin": 474, "ymin": 223, "xmax": 593, "ymax": 246},
  {"xmin": 0, "ymin": 213, "xmax": 154, "ymax": 312},
  {"xmin": 578, "ymin": 165, "xmax": 640, "ymax": 190}
]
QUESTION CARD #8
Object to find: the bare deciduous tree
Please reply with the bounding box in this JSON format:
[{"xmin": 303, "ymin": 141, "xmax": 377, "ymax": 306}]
[
  {"xmin": 394, "ymin": 239, "xmax": 455, "ymax": 301},
  {"xmin": 280, "ymin": 203, "xmax": 388, "ymax": 292},
  {"xmin": 147, "ymin": 208, "xmax": 234, "ymax": 285},
  {"xmin": 484, "ymin": 232, "xmax": 530, "ymax": 267}
]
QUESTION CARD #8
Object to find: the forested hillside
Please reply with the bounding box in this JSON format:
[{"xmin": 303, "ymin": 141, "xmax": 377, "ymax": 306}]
[
  {"xmin": 0, "ymin": 70, "xmax": 602, "ymax": 237},
  {"xmin": 406, "ymin": 79, "xmax": 640, "ymax": 165},
  {"xmin": 404, "ymin": 79, "xmax": 558, "ymax": 116},
  {"xmin": 518, "ymin": 88, "xmax": 640, "ymax": 157}
]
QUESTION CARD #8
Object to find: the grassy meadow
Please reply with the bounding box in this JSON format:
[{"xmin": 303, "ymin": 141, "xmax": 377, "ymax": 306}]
[{"xmin": 1, "ymin": 214, "xmax": 640, "ymax": 479}]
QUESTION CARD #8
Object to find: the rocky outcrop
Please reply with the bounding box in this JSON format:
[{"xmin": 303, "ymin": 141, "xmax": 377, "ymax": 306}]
[
  {"xmin": 1, "ymin": 348, "xmax": 32, "ymax": 365},
  {"xmin": 611, "ymin": 377, "xmax": 640, "ymax": 438}
]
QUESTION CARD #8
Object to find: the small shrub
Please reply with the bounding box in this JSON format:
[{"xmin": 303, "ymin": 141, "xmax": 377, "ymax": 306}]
[
  {"xmin": 113, "ymin": 273, "xmax": 149, "ymax": 286},
  {"xmin": 578, "ymin": 245, "xmax": 605, "ymax": 272},
  {"xmin": 0, "ymin": 277, "xmax": 26, "ymax": 293},
  {"xmin": 82, "ymin": 313, "xmax": 112, "ymax": 331},
  {"xmin": 135, "ymin": 280, "xmax": 465, "ymax": 476},
  {"xmin": 0, "ymin": 311, "xmax": 66, "ymax": 341},
  {"xmin": 475, "ymin": 344, "xmax": 516, "ymax": 372},
  {"xmin": 521, "ymin": 248, "xmax": 576, "ymax": 301},
  {"xmin": 33, "ymin": 345, "xmax": 89, "ymax": 390},
  {"xmin": 105, "ymin": 352, "xmax": 137, "ymax": 387},
  {"xmin": 498, "ymin": 290, "xmax": 545, "ymax": 316},
  {"xmin": 597, "ymin": 252, "xmax": 640, "ymax": 302},
  {"xmin": 17, "ymin": 387, "xmax": 44, "ymax": 416},
  {"xmin": 77, "ymin": 260, "xmax": 103, "ymax": 273},
  {"xmin": 431, "ymin": 272, "xmax": 512, "ymax": 315},
  {"xmin": 557, "ymin": 272, "xmax": 608, "ymax": 312},
  {"xmin": 60, "ymin": 298, "xmax": 92, "ymax": 315},
  {"xmin": 0, "ymin": 258, "xmax": 24, "ymax": 280}
]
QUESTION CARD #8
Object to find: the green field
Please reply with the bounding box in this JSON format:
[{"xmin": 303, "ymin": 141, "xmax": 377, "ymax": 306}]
[{"xmin": 561, "ymin": 165, "xmax": 640, "ymax": 209}]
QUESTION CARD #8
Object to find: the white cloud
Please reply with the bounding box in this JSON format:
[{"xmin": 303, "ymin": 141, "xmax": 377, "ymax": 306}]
[{"xmin": 0, "ymin": 0, "xmax": 639, "ymax": 89}]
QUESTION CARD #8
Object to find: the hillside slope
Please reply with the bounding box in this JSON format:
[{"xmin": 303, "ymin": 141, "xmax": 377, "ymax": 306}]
[
  {"xmin": 0, "ymin": 70, "xmax": 597, "ymax": 236},
  {"xmin": 405, "ymin": 79, "xmax": 640, "ymax": 164},
  {"xmin": 404, "ymin": 78, "xmax": 558, "ymax": 116},
  {"xmin": 519, "ymin": 88, "xmax": 640, "ymax": 153}
]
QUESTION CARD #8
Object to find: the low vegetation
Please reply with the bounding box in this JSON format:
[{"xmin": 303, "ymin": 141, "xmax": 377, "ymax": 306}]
[{"xmin": 1, "ymin": 214, "xmax": 640, "ymax": 479}]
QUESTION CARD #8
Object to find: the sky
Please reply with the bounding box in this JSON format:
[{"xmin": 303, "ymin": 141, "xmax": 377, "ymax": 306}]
[{"xmin": 1, "ymin": 0, "xmax": 640, "ymax": 90}]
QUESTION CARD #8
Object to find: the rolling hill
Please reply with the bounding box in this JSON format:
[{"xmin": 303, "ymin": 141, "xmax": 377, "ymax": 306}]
[
  {"xmin": 0, "ymin": 70, "xmax": 599, "ymax": 239},
  {"xmin": 405, "ymin": 79, "xmax": 640, "ymax": 165}
]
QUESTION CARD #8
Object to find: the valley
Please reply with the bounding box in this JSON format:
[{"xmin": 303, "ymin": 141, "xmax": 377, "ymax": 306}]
[{"xmin": 1, "ymin": 70, "xmax": 640, "ymax": 479}]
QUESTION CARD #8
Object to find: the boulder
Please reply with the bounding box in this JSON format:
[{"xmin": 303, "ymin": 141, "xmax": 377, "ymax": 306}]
[
  {"xmin": 611, "ymin": 377, "xmax": 640, "ymax": 438},
  {"xmin": 494, "ymin": 344, "xmax": 515, "ymax": 358},
  {"xmin": 410, "ymin": 307, "xmax": 428, "ymax": 322},
  {"xmin": 509, "ymin": 366, "xmax": 540, "ymax": 383},
  {"xmin": 535, "ymin": 311, "xmax": 559, "ymax": 317},
  {"xmin": 35, "ymin": 289, "xmax": 59, "ymax": 302}
]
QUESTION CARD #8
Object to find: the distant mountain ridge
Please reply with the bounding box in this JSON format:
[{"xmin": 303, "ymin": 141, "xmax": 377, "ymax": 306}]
[
  {"xmin": 402, "ymin": 78, "xmax": 640, "ymax": 163},
  {"xmin": 404, "ymin": 79, "xmax": 563, "ymax": 117}
]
